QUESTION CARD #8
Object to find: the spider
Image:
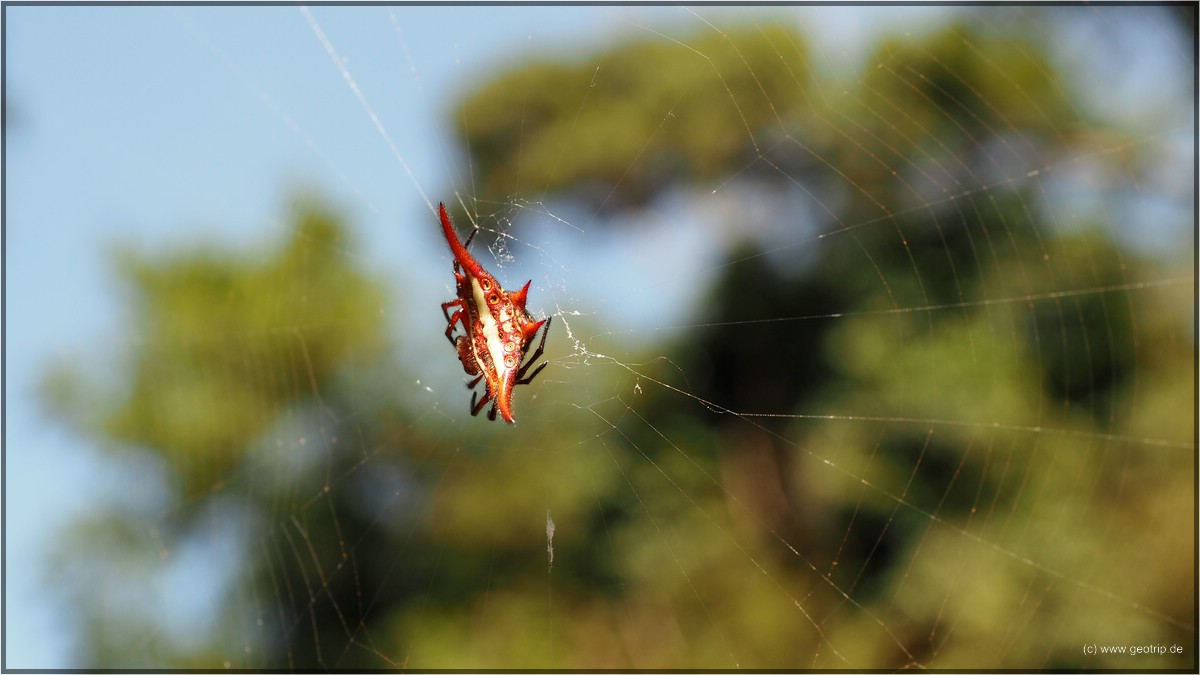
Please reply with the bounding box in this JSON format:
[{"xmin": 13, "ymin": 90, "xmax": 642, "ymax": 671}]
[{"xmin": 439, "ymin": 202, "xmax": 550, "ymax": 424}]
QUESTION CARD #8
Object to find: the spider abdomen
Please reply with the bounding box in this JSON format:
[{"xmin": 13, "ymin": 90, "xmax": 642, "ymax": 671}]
[{"xmin": 438, "ymin": 203, "xmax": 550, "ymax": 423}]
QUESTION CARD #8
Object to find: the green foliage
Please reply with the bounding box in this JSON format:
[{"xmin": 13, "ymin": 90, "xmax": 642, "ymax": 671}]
[
  {"xmin": 101, "ymin": 201, "xmax": 388, "ymax": 497},
  {"xmin": 41, "ymin": 199, "xmax": 402, "ymax": 666},
  {"xmin": 441, "ymin": 16, "xmax": 1190, "ymax": 670},
  {"xmin": 458, "ymin": 23, "xmax": 813, "ymax": 209},
  {"xmin": 857, "ymin": 22, "xmax": 1079, "ymax": 153}
]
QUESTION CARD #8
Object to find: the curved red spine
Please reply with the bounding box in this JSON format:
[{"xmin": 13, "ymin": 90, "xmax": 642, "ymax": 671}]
[{"xmin": 439, "ymin": 203, "xmax": 488, "ymax": 281}]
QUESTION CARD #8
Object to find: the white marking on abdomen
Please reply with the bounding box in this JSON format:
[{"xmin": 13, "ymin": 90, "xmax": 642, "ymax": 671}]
[{"xmin": 471, "ymin": 277, "xmax": 508, "ymax": 377}]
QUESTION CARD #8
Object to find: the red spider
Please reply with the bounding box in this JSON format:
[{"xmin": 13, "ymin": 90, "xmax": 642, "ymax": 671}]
[{"xmin": 439, "ymin": 203, "xmax": 550, "ymax": 423}]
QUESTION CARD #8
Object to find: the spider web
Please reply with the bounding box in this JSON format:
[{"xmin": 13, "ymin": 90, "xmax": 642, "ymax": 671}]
[{"xmin": 5, "ymin": 4, "xmax": 1195, "ymax": 671}]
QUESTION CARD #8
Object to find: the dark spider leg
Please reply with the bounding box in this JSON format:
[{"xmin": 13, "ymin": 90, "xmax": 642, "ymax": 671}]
[
  {"xmin": 515, "ymin": 316, "xmax": 551, "ymax": 385},
  {"xmin": 470, "ymin": 388, "xmax": 495, "ymax": 417},
  {"xmin": 465, "ymin": 374, "xmax": 483, "ymax": 389},
  {"xmin": 516, "ymin": 362, "xmax": 547, "ymax": 386}
]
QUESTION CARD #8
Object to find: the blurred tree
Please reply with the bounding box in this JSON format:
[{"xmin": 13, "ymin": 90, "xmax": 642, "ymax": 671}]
[
  {"xmin": 459, "ymin": 24, "xmax": 813, "ymax": 211},
  {"xmin": 41, "ymin": 199, "xmax": 430, "ymax": 667},
  {"xmin": 102, "ymin": 202, "xmax": 390, "ymax": 499},
  {"xmin": 41, "ymin": 12, "xmax": 1192, "ymax": 671},
  {"xmin": 448, "ymin": 15, "xmax": 1192, "ymax": 670}
]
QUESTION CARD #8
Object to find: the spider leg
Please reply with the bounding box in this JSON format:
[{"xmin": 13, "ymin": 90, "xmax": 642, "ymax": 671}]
[
  {"xmin": 515, "ymin": 361, "xmax": 547, "ymax": 386},
  {"xmin": 463, "ymin": 228, "xmax": 478, "ymax": 249},
  {"xmin": 470, "ymin": 388, "xmax": 494, "ymax": 417},
  {"xmin": 466, "ymin": 373, "xmax": 483, "ymax": 389},
  {"xmin": 442, "ymin": 299, "xmax": 463, "ymax": 324},
  {"xmin": 442, "ymin": 300, "xmax": 467, "ymax": 346},
  {"xmin": 444, "ymin": 312, "xmax": 466, "ymax": 345},
  {"xmin": 515, "ymin": 316, "xmax": 551, "ymax": 384}
]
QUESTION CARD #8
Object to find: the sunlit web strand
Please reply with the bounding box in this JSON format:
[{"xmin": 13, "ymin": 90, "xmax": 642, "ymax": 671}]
[
  {"xmin": 589, "ymin": 431, "xmax": 746, "ymax": 668},
  {"xmin": 743, "ymin": 413, "xmax": 1192, "ymax": 452},
  {"xmin": 300, "ymin": 6, "xmax": 433, "ymax": 215},
  {"xmin": 626, "ymin": 17, "xmax": 759, "ymax": 155},
  {"xmin": 386, "ymin": 9, "xmax": 423, "ymax": 92},
  {"xmin": 588, "ymin": 403, "xmax": 899, "ymax": 667},
  {"xmin": 590, "ymin": 357, "xmax": 1195, "ymax": 634},
  {"xmin": 616, "ymin": 276, "xmax": 1190, "ymax": 332},
  {"xmin": 712, "ymin": 130, "xmax": 1177, "ymax": 272},
  {"xmin": 177, "ymin": 10, "xmax": 379, "ymax": 215},
  {"xmin": 585, "ymin": 343, "xmax": 1190, "ymax": 452}
]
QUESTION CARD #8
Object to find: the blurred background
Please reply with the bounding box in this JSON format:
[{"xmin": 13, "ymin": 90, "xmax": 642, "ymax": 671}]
[{"xmin": 5, "ymin": 4, "xmax": 1195, "ymax": 669}]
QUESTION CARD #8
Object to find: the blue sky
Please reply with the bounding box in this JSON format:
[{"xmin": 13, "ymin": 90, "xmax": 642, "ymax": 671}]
[{"xmin": 4, "ymin": 4, "xmax": 1191, "ymax": 668}]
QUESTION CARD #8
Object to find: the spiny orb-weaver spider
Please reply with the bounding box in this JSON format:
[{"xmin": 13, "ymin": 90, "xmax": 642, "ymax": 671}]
[{"xmin": 439, "ymin": 203, "xmax": 550, "ymax": 424}]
